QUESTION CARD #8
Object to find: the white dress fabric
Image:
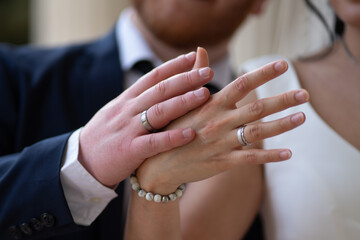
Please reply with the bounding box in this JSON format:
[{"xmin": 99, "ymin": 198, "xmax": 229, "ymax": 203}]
[{"xmin": 242, "ymin": 56, "xmax": 360, "ymax": 240}]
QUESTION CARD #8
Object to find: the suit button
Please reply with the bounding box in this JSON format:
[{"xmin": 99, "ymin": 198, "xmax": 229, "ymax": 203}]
[
  {"xmin": 30, "ymin": 218, "xmax": 43, "ymax": 231},
  {"xmin": 19, "ymin": 223, "xmax": 32, "ymax": 235},
  {"xmin": 40, "ymin": 213, "xmax": 55, "ymax": 227},
  {"xmin": 8, "ymin": 226, "xmax": 23, "ymax": 239}
]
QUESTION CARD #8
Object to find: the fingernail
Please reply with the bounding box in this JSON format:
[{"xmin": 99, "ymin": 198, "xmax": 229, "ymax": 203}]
[
  {"xmin": 199, "ymin": 67, "xmax": 210, "ymax": 78},
  {"xmin": 280, "ymin": 150, "xmax": 292, "ymax": 160},
  {"xmin": 274, "ymin": 61, "xmax": 286, "ymax": 71},
  {"xmin": 295, "ymin": 90, "xmax": 308, "ymax": 103},
  {"xmin": 194, "ymin": 88, "xmax": 205, "ymax": 98},
  {"xmin": 291, "ymin": 113, "xmax": 304, "ymax": 125},
  {"xmin": 182, "ymin": 128, "xmax": 193, "ymax": 138},
  {"xmin": 185, "ymin": 51, "xmax": 196, "ymax": 61}
]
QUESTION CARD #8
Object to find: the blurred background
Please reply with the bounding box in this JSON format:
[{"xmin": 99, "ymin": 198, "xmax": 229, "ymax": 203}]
[
  {"xmin": 0, "ymin": 0, "xmax": 30, "ymax": 44},
  {"xmin": 0, "ymin": 0, "xmax": 333, "ymax": 70}
]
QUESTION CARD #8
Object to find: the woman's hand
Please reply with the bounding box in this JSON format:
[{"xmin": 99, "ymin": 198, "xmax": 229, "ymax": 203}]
[
  {"xmin": 136, "ymin": 57, "xmax": 309, "ymax": 194},
  {"xmin": 78, "ymin": 51, "xmax": 213, "ymax": 187}
]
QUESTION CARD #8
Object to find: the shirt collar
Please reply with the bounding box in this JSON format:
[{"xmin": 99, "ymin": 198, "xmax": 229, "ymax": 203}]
[
  {"xmin": 116, "ymin": 8, "xmax": 162, "ymax": 72},
  {"xmin": 115, "ymin": 7, "xmax": 232, "ymax": 88}
]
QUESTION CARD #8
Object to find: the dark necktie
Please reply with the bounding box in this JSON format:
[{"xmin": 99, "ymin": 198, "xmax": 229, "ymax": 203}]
[
  {"xmin": 204, "ymin": 83, "xmax": 220, "ymax": 94},
  {"xmin": 132, "ymin": 60, "xmax": 154, "ymax": 75}
]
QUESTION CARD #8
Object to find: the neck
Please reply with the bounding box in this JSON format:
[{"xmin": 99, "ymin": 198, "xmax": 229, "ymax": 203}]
[
  {"xmin": 132, "ymin": 11, "xmax": 229, "ymax": 64},
  {"xmin": 343, "ymin": 24, "xmax": 360, "ymax": 64}
]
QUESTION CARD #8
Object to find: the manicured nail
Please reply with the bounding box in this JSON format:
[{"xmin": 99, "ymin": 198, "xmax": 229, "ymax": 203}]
[
  {"xmin": 280, "ymin": 150, "xmax": 292, "ymax": 160},
  {"xmin": 182, "ymin": 128, "xmax": 193, "ymax": 138},
  {"xmin": 295, "ymin": 90, "xmax": 308, "ymax": 103},
  {"xmin": 274, "ymin": 61, "xmax": 286, "ymax": 71},
  {"xmin": 194, "ymin": 88, "xmax": 205, "ymax": 98},
  {"xmin": 199, "ymin": 67, "xmax": 210, "ymax": 78},
  {"xmin": 291, "ymin": 113, "xmax": 304, "ymax": 125},
  {"xmin": 185, "ymin": 51, "xmax": 196, "ymax": 61}
]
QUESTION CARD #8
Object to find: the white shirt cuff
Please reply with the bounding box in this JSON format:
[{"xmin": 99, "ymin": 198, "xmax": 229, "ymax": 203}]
[{"xmin": 60, "ymin": 128, "xmax": 118, "ymax": 226}]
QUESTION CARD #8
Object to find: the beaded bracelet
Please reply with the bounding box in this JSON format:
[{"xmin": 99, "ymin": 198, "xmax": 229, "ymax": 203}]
[{"xmin": 130, "ymin": 173, "xmax": 185, "ymax": 203}]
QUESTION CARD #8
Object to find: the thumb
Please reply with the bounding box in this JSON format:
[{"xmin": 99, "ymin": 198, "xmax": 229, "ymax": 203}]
[{"xmin": 193, "ymin": 47, "xmax": 210, "ymax": 69}]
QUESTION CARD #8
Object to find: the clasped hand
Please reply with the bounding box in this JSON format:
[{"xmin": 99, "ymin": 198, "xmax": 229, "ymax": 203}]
[
  {"xmin": 136, "ymin": 49, "xmax": 309, "ymax": 194},
  {"xmin": 78, "ymin": 51, "xmax": 213, "ymax": 187}
]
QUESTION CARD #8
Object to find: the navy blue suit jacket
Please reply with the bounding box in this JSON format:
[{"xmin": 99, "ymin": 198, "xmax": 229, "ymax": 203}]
[{"xmin": 0, "ymin": 30, "xmax": 127, "ymax": 239}]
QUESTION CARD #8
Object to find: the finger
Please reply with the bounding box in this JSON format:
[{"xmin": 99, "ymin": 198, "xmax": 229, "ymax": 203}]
[
  {"xmin": 230, "ymin": 112, "xmax": 305, "ymax": 147},
  {"xmin": 228, "ymin": 148, "xmax": 292, "ymax": 165},
  {"xmin": 135, "ymin": 67, "xmax": 213, "ymax": 112},
  {"xmin": 127, "ymin": 51, "xmax": 196, "ymax": 97},
  {"xmin": 142, "ymin": 87, "xmax": 210, "ymax": 131},
  {"xmin": 210, "ymin": 149, "xmax": 292, "ymax": 173},
  {"xmin": 193, "ymin": 47, "xmax": 209, "ymax": 69},
  {"xmin": 131, "ymin": 128, "xmax": 195, "ymax": 159},
  {"xmin": 231, "ymin": 89, "xmax": 309, "ymax": 127},
  {"xmin": 220, "ymin": 60, "xmax": 288, "ymax": 107}
]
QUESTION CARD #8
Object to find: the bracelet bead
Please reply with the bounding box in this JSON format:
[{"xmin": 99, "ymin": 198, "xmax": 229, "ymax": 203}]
[
  {"xmin": 132, "ymin": 182, "xmax": 140, "ymax": 191},
  {"xmin": 168, "ymin": 193, "xmax": 177, "ymax": 201},
  {"xmin": 175, "ymin": 189, "xmax": 183, "ymax": 198},
  {"xmin": 154, "ymin": 194, "xmax": 162, "ymax": 203},
  {"xmin": 138, "ymin": 189, "xmax": 146, "ymax": 198},
  {"xmin": 178, "ymin": 184, "xmax": 186, "ymax": 191},
  {"xmin": 145, "ymin": 192, "xmax": 154, "ymax": 201},
  {"xmin": 161, "ymin": 196, "xmax": 169, "ymax": 203},
  {"xmin": 130, "ymin": 173, "xmax": 185, "ymax": 203},
  {"xmin": 130, "ymin": 176, "xmax": 137, "ymax": 184}
]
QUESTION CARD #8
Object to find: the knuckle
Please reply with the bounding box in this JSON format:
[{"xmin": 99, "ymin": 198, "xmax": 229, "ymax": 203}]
[
  {"xmin": 249, "ymin": 125, "xmax": 262, "ymax": 140},
  {"xmin": 279, "ymin": 117, "xmax": 290, "ymax": 129},
  {"xmin": 235, "ymin": 75, "xmax": 248, "ymax": 91},
  {"xmin": 198, "ymin": 134, "xmax": 209, "ymax": 145},
  {"xmin": 150, "ymin": 68, "xmax": 160, "ymax": 79},
  {"xmin": 155, "ymin": 81, "xmax": 167, "ymax": 95},
  {"xmin": 245, "ymin": 151, "xmax": 257, "ymax": 164},
  {"xmin": 249, "ymin": 100, "xmax": 264, "ymax": 117},
  {"xmin": 198, "ymin": 122, "xmax": 218, "ymax": 144},
  {"xmin": 269, "ymin": 152, "xmax": 279, "ymax": 162},
  {"xmin": 198, "ymin": 130, "xmax": 211, "ymax": 145},
  {"xmin": 146, "ymin": 134, "xmax": 158, "ymax": 151},
  {"xmin": 164, "ymin": 131, "xmax": 174, "ymax": 146},
  {"xmin": 153, "ymin": 103, "xmax": 164, "ymax": 118},
  {"xmin": 177, "ymin": 54, "xmax": 187, "ymax": 63},
  {"xmin": 180, "ymin": 94, "xmax": 189, "ymax": 105},
  {"xmin": 282, "ymin": 92, "xmax": 292, "ymax": 107},
  {"xmin": 259, "ymin": 67, "xmax": 269, "ymax": 78},
  {"xmin": 184, "ymin": 71, "xmax": 194, "ymax": 85},
  {"xmin": 179, "ymin": 95, "xmax": 191, "ymax": 111},
  {"xmin": 263, "ymin": 151, "xmax": 277, "ymax": 163},
  {"xmin": 262, "ymin": 64, "xmax": 275, "ymax": 77}
]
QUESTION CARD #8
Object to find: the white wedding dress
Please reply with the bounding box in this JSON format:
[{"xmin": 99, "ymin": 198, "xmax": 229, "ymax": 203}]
[{"xmin": 242, "ymin": 56, "xmax": 360, "ymax": 240}]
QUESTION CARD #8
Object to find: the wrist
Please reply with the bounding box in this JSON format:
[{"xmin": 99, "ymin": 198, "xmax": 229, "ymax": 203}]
[
  {"xmin": 136, "ymin": 170, "xmax": 179, "ymax": 195},
  {"xmin": 78, "ymin": 131, "xmax": 117, "ymax": 188},
  {"xmin": 136, "ymin": 161, "xmax": 183, "ymax": 194}
]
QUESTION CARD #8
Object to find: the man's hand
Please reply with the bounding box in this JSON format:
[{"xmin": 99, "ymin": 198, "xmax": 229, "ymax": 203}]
[{"xmin": 78, "ymin": 51, "xmax": 213, "ymax": 187}]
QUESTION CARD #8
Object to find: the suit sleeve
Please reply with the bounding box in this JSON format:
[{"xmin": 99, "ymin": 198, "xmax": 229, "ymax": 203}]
[
  {"xmin": 0, "ymin": 44, "xmax": 95, "ymax": 239},
  {"xmin": 0, "ymin": 133, "xmax": 80, "ymax": 240},
  {"xmin": 0, "ymin": 31, "xmax": 124, "ymax": 239}
]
